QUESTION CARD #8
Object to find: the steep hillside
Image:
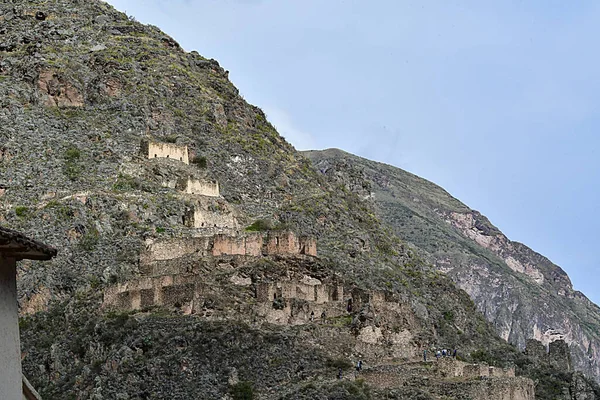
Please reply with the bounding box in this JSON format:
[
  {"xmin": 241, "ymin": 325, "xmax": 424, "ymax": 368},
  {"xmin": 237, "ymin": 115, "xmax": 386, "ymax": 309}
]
[
  {"xmin": 305, "ymin": 148, "xmax": 600, "ymax": 383},
  {"xmin": 0, "ymin": 0, "xmax": 594, "ymax": 398}
]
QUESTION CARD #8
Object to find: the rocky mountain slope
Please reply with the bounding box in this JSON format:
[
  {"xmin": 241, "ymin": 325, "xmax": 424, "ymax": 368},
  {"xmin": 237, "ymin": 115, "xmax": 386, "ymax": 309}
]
[
  {"xmin": 0, "ymin": 0, "xmax": 597, "ymax": 398},
  {"xmin": 305, "ymin": 148, "xmax": 600, "ymax": 384}
]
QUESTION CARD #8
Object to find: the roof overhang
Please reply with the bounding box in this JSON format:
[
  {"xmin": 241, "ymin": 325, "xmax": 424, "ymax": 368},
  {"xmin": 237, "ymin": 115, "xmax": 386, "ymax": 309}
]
[{"xmin": 0, "ymin": 226, "xmax": 57, "ymax": 261}]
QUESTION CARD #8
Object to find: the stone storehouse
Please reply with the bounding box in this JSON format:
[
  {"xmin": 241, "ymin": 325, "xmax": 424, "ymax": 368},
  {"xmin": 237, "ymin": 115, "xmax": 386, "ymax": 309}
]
[
  {"xmin": 141, "ymin": 141, "xmax": 189, "ymax": 164},
  {"xmin": 266, "ymin": 231, "xmax": 317, "ymax": 257},
  {"xmin": 0, "ymin": 226, "xmax": 57, "ymax": 400},
  {"xmin": 177, "ymin": 178, "xmax": 219, "ymax": 197}
]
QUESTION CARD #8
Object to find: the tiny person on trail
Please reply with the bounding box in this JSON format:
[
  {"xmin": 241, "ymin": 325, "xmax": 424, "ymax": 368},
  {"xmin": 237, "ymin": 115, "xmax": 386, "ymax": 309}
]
[
  {"xmin": 356, "ymin": 359, "xmax": 363, "ymax": 372},
  {"xmin": 453, "ymin": 349, "xmax": 457, "ymax": 358},
  {"xmin": 423, "ymin": 350, "xmax": 427, "ymax": 362},
  {"xmin": 338, "ymin": 367, "xmax": 343, "ymax": 380},
  {"xmin": 310, "ymin": 311, "xmax": 314, "ymax": 322},
  {"xmin": 436, "ymin": 350, "xmax": 441, "ymax": 360},
  {"xmin": 442, "ymin": 349, "xmax": 447, "ymax": 357}
]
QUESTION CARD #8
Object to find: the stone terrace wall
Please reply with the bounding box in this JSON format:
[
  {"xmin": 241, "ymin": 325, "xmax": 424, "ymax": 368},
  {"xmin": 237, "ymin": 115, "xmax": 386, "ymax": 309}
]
[
  {"xmin": 177, "ymin": 179, "xmax": 219, "ymax": 197},
  {"xmin": 142, "ymin": 141, "xmax": 189, "ymax": 164},
  {"xmin": 103, "ymin": 274, "xmax": 205, "ymax": 315},
  {"xmin": 463, "ymin": 363, "xmax": 490, "ymax": 378},
  {"xmin": 256, "ymin": 280, "xmax": 344, "ymax": 304},
  {"xmin": 140, "ymin": 237, "xmax": 211, "ymax": 265},
  {"xmin": 488, "ymin": 366, "xmax": 516, "ymax": 378},
  {"xmin": 464, "ymin": 377, "xmax": 535, "ymax": 400}
]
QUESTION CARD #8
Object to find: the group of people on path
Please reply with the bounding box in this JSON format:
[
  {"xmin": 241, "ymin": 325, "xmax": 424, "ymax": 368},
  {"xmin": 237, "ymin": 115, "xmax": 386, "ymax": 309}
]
[
  {"xmin": 337, "ymin": 359, "xmax": 363, "ymax": 380},
  {"xmin": 423, "ymin": 348, "xmax": 458, "ymax": 362}
]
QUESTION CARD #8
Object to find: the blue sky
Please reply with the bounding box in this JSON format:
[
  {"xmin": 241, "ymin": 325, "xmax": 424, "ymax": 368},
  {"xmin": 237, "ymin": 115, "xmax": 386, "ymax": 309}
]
[{"xmin": 106, "ymin": 0, "xmax": 600, "ymax": 304}]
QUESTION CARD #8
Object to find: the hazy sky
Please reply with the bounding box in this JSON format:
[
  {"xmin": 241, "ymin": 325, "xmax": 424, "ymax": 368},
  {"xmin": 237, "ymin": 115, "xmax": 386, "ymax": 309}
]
[{"xmin": 106, "ymin": 0, "xmax": 600, "ymax": 304}]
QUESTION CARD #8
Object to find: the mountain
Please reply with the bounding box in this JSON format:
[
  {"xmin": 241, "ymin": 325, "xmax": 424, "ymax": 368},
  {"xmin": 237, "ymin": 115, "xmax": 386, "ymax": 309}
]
[
  {"xmin": 305, "ymin": 148, "xmax": 600, "ymax": 382},
  {"xmin": 0, "ymin": 0, "xmax": 598, "ymax": 399}
]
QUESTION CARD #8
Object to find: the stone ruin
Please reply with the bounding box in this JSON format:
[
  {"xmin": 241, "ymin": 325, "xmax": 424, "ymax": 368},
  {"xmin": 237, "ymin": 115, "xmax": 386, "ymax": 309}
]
[
  {"xmin": 141, "ymin": 141, "xmax": 189, "ymax": 164},
  {"xmin": 104, "ymin": 274, "xmax": 206, "ymax": 315},
  {"xmin": 212, "ymin": 234, "xmax": 263, "ymax": 257},
  {"xmin": 256, "ymin": 279, "xmax": 344, "ymax": 305},
  {"xmin": 525, "ymin": 338, "xmax": 572, "ymax": 372},
  {"xmin": 139, "ymin": 231, "xmax": 317, "ymax": 265},
  {"xmin": 183, "ymin": 198, "xmax": 239, "ymax": 230},
  {"xmin": 177, "ymin": 178, "xmax": 219, "ymax": 197},
  {"xmin": 266, "ymin": 231, "xmax": 317, "ymax": 256}
]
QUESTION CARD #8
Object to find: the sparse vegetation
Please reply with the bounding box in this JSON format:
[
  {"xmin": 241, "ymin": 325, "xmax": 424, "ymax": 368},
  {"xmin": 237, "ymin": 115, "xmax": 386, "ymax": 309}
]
[
  {"xmin": 191, "ymin": 155, "xmax": 207, "ymax": 168},
  {"xmin": 15, "ymin": 206, "xmax": 29, "ymax": 218},
  {"xmin": 230, "ymin": 381, "xmax": 256, "ymax": 400}
]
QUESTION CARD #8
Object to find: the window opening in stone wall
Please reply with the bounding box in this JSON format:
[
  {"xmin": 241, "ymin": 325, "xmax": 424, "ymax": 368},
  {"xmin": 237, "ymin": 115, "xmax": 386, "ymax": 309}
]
[
  {"xmin": 166, "ymin": 155, "xmax": 169, "ymax": 158},
  {"xmin": 331, "ymin": 288, "xmax": 339, "ymax": 301},
  {"xmin": 154, "ymin": 154, "xmax": 157, "ymax": 157}
]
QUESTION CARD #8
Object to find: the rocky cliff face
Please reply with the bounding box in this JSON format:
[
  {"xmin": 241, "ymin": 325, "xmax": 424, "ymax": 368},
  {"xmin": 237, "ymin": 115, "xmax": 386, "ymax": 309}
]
[{"xmin": 305, "ymin": 148, "xmax": 600, "ymax": 385}]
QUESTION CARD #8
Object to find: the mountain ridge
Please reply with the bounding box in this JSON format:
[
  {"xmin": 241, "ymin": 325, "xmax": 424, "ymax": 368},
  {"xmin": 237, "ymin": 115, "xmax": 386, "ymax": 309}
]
[{"xmin": 305, "ymin": 148, "xmax": 600, "ymax": 382}]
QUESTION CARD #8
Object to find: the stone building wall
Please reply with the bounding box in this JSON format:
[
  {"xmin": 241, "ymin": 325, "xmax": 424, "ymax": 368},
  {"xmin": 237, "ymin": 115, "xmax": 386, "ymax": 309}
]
[
  {"xmin": 212, "ymin": 234, "xmax": 263, "ymax": 257},
  {"xmin": 143, "ymin": 141, "xmax": 189, "ymax": 164},
  {"xmin": 298, "ymin": 236, "xmax": 317, "ymax": 256},
  {"xmin": 266, "ymin": 231, "xmax": 298, "ymax": 254},
  {"xmin": 266, "ymin": 232, "xmax": 317, "ymax": 256},
  {"xmin": 177, "ymin": 179, "xmax": 219, "ymax": 197},
  {"xmin": 184, "ymin": 200, "xmax": 238, "ymax": 230}
]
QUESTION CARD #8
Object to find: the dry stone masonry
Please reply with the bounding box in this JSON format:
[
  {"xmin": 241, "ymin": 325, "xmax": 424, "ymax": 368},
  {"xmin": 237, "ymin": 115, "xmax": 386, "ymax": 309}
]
[
  {"xmin": 177, "ymin": 178, "xmax": 220, "ymax": 197},
  {"xmin": 104, "ymin": 231, "xmax": 318, "ymax": 313},
  {"xmin": 142, "ymin": 141, "xmax": 189, "ymax": 164}
]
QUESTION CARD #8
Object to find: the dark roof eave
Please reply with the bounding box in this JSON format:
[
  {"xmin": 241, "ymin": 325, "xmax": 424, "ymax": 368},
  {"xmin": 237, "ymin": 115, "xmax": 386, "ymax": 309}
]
[{"xmin": 0, "ymin": 226, "xmax": 57, "ymax": 260}]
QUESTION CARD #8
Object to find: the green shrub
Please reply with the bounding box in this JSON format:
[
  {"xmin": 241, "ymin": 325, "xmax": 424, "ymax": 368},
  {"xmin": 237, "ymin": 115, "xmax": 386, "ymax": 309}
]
[
  {"xmin": 230, "ymin": 381, "xmax": 255, "ymax": 400},
  {"xmin": 64, "ymin": 146, "xmax": 81, "ymax": 161},
  {"xmin": 113, "ymin": 174, "xmax": 141, "ymax": 191},
  {"xmin": 326, "ymin": 357, "xmax": 353, "ymax": 370},
  {"xmin": 79, "ymin": 228, "xmax": 100, "ymax": 251},
  {"xmin": 191, "ymin": 155, "xmax": 207, "ymax": 168},
  {"xmin": 63, "ymin": 146, "xmax": 82, "ymax": 181},
  {"xmin": 15, "ymin": 206, "xmax": 29, "ymax": 218},
  {"xmin": 245, "ymin": 219, "xmax": 272, "ymax": 232}
]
